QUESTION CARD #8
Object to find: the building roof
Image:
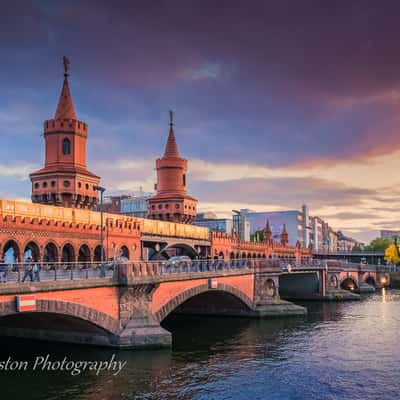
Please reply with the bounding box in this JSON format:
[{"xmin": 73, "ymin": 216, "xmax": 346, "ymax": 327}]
[
  {"xmin": 55, "ymin": 76, "xmax": 77, "ymax": 120},
  {"xmin": 163, "ymin": 125, "xmax": 180, "ymax": 158}
]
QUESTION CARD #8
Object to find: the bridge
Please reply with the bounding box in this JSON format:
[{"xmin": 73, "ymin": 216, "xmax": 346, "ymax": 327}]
[
  {"xmin": 0, "ymin": 258, "xmax": 390, "ymax": 349},
  {"xmin": 279, "ymin": 260, "xmax": 391, "ymax": 300},
  {"xmin": 313, "ymin": 250, "xmax": 385, "ymax": 265}
]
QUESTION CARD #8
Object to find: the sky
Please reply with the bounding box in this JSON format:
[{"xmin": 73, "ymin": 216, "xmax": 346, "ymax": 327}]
[{"xmin": 1, "ymin": 0, "xmax": 400, "ymax": 242}]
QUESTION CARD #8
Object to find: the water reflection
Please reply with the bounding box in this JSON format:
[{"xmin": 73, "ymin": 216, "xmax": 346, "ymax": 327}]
[{"xmin": 0, "ymin": 291, "xmax": 399, "ymax": 400}]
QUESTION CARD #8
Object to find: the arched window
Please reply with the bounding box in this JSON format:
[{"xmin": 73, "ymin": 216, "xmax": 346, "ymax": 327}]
[{"xmin": 62, "ymin": 138, "xmax": 71, "ymax": 155}]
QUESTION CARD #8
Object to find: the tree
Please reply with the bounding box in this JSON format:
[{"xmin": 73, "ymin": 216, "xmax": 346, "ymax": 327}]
[
  {"xmin": 364, "ymin": 237, "xmax": 392, "ymax": 252},
  {"xmin": 385, "ymin": 243, "xmax": 400, "ymax": 265}
]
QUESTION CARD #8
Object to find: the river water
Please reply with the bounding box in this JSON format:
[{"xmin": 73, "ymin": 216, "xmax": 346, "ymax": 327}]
[{"xmin": 0, "ymin": 289, "xmax": 399, "ymax": 400}]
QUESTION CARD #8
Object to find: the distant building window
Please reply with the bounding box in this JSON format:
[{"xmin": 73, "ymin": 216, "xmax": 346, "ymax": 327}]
[
  {"xmin": 152, "ymin": 205, "xmax": 155, "ymax": 210},
  {"xmin": 85, "ymin": 184, "xmax": 89, "ymax": 190},
  {"xmin": 175, "ymin": 204, "xmax": 179, "ymax": 209},
  {"xmin": 183, "ymin": 174, "xmax": 186, "ymax": 186},
  {"xmin": 165, "ymin": 204, "xmax": 169, "ymax": 209},
  {"xmin": 34, "ymin": 182, "xmax": 39, "ymax": 189},
  {"xmin": 158, "ymin": 204, "xmax": 162, "ymax": 209},
  {"xmin": 62, "ymin": 138, "xmax": 71, "ymax": 155},
  {"xmin": 78, "ymin": 182, "xmax": 82, "ymax": 188},
  {"xmin": 51, "ymin": 181, "xmax": 56, "ymax": 187},
  {"xmin": 63, "ymin": 180, "xmax": 70, "ymax": 188},
  {"xmin": 43, "ymin": 182, "xmax": 48, "ymax": 188}
]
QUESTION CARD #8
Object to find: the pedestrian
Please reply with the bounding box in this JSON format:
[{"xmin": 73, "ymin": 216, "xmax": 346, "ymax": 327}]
[
  {"xmin": 32, "ymin": 260, "xmax": 40, "ymax": 282},
  {"xmin": 22, "ymin": 257, "xmax": 33, "ymax": 282},
  {"xmin": 0, "ymin": 257, "xmax": 7, "ymax": 283}
]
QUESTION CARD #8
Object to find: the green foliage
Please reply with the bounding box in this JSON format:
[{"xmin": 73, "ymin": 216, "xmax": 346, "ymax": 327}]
[
  {"xmin": 251, "ymin": 230, "xmax": 264, "ymax": 242},
  {"xmin": 364, "ymin": 237, "xmax": 392, "ymax": 252}
]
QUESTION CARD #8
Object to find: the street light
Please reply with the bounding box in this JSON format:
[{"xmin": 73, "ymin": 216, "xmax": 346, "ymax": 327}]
[
  {"xmin": 94, "ymin": 185, "xmax": 106, "ymax": 264},
  {"xmin": 232, "ymin": 210, "xmax": 241, "ymax": 260}
]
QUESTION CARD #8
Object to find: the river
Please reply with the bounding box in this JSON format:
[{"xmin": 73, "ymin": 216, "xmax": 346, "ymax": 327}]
[{"xmin": 0, "ymin": 289, "xmax": 399, "ymax": 400}]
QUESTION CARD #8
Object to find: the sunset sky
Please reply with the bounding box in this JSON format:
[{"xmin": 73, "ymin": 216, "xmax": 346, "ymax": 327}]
[{"xmin": 1, "ymin": 1, "xmax": 400, "ymax": 242}]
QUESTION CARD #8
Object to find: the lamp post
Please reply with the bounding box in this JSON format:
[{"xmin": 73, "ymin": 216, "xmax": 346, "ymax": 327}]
[
  {"xmin": 94, "ymin": 185, "xmax": 106, "ymax": 264},
  {"xmin": 232, "ymin": 210, "xmax": 241, "ymax": 261}
]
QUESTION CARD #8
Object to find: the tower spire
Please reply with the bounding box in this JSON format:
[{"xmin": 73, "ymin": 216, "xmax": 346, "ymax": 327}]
[
  {"xmin": 163, "ymin": 110, "xmax": 180, "ymax": 158},
  {"xmin": 55, "ymin": 56, "xmax": 77, "ymax": 120}
]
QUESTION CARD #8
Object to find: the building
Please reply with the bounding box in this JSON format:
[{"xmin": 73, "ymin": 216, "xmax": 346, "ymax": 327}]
[
  {"xmin": 146, "ymin": 111, "xmax": 198, "ymax": 224},
  {"xmin": 30, "ymin": 59, "xmax": 100, "ymax": 209},
  {"xmin": 337, "ymin": 231, "xmax": 360, "ymax": 251},
  {"xmin": 311, "ymin": 216, "xmax": 325, "ymax": 251},
  {"xmin": 232, "ymin": 211, "xmax": 251, "ymax": 242},
  {"xmin": 241, "ymin": 209, "xmax": 305, "ymax": 247},
  {"xmin": 194, "ymin": 215, "xmax": 233, "ymax": 234},
  {"xmin": 121, "ymin": 193, "xmax": 152, "ymax": 218},
  {"xmin": 99, "ymin": 195, "xmax": 130, "ymax": 214},
  {"xmin": 380, "ymin": 230, "xmax": 400, "ymax": 239}
]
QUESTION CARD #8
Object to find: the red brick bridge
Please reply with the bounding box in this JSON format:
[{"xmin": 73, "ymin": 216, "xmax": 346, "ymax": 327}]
[
  {"xmin": 0, "ymin": 259, "xmax": 305, "ymax": 349},
  {"xmin": 0, "ymin": 259, "xmax": 390, "ymax": 349}
]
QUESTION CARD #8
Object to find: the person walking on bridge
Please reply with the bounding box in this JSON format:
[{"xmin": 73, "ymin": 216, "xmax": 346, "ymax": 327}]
[
  {"xmin": 22, "ymin": 257, "xmax": 33, "ymax": 282},
  {"xmin": 0, "ymin": 258, "xmax": 7, "ymax": 283},
  {"xmin": 32, "ymin": 260, "xmax": 40, "ymax": 282}
]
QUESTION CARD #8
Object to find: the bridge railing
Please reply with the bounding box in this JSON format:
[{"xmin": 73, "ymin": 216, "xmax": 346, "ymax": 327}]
[
  {"xmin": 0, "ymin": 262, "xmax": 115, "ymax": 284},
  {"xmin": 128, "ymin": 258, "xmax": 256, "ymax": 277},
  {"xmin": 280, "ymin": 259, "xmax": 393, "ymax": 272},
  {"xmin": 0, "ymin": 259, "xmax": 259, "ymax": 285}
]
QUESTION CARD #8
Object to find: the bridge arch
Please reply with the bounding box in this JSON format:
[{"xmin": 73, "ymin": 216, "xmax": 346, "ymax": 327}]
[
  {"xmin": 340, "ymin": 277, "xmax": 358, "ymax": 292},
  {"xmin": 78, "ymin": 244, "xmax": 91, "ymax": 262},
  {"xmin": 94, "ymin": 245, "xmax": 105, "ymax": 262},
  {"xmin": 155, "ymin": 283, "xmax": 253, "ymax": 322},
  {"xmin": 22, "ymin": 240, "xmax": 41, "ymax": 262},
  {"xmin": 0, "ymin": 299, "xmax": 120, "ymax": 336},
  {"xmin": 2, "ymin": 239, "xmax": 21, "ymax": 262},
  {"xmin": 161, "ymin": 243, "xmax": 198, "ymax": 260},
  {"xmin": 365, "ymin": 275, "xmax": 376, "ymax": 287},
  {"xmin": 61, "ymin": 242, "xmax": 76, "ymax": 263},
  {"xmin": 43, "ymin": 241, "xmax": 59, "ymax": 263},
  {"xmin": 119, "ymin": 245, "xmax": 130, "ymax": 259}
]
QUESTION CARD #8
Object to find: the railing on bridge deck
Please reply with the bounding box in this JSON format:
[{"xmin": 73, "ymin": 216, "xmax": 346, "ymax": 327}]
[
  {"xmin": 279, "ymin": 259, "xmax": 393, "ymax": 273},
  {"xmin": 0, "ymin": 262, "xmax": 115, "ymax": 284},
  {"xmin": 0, "ymin": 259, "xmax": 259, "ymax": 285},
  {"xmin": 0, "ymin": 258, "xmax": 392, "ymax": 286}
]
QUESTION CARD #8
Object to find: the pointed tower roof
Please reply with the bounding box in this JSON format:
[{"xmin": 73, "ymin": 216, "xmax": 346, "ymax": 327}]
[
  {"xmin": 54, "ymin": 56, "xmax": 77, "ymax": 120},
  {"xmin": 265, "ymin": 220, "xmax": 272, "ymax": 234},
  {"xmin": 163, "ymin": 110, "xmax": 180, "ymax": 158}
]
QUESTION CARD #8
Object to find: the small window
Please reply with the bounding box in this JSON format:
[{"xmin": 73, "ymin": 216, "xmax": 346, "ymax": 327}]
[
  {"xmin": 62, "ymin": 138, "xmax": 71, "ymax": 155},
  {"xmin": 175, "ymin": 204, "xmax": 179, "ymax": 209},
  {"xmin": 165, "ymin": 204, "xmax": 169, "ymax": 209},
  {"xmin": 34, "ymin": 182, "xmax": 39, "ymax": 189},
  {"xmin": 158, "ymin": 204, "xmax": 163, "ymax": 209},
  {"xmin": 152, "ymin": 205, "xmax": 155, "ymax": 210},
  {"xmin": 85, "ymin": 184, "xmax": 89, "ymax": 190},
  {"xmin": 63, "ymin": 180, "xmax": 70, "ymax": 188},
  {"xmin": 78, "ymin": 182, "xmax": 82, "ymax": 188},
  {"xmin": 43, "ymin": 182, "xmax": 48, "ymax": 188},
  {"xmin": 183, "ymin": 174, "xmax": 186, "ymax": 186},
  {"xmin": 51, "ymin": 181, "xmax": 56, "ymax": 187}
]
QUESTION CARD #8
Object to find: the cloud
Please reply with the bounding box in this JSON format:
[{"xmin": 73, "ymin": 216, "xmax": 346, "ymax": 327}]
[{"xmin": 0, "ymin": 164, "xmax": 38, "ymax": 181}]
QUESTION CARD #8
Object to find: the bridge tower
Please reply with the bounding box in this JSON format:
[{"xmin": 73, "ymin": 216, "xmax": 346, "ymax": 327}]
[
  {"xmin": 30, "ymin": 57, "xmax": 100, "ymax": 209},
  {"xmin": 147, "ymin": 111, "xmax": 197, "ymax": 223},
  {"xmin": 280, "ymin": 224, "xmax": 289, "ymax": 246},
  {"xmin": 264, "ymin": 220, "xmax": 273, "ymax": 244}
]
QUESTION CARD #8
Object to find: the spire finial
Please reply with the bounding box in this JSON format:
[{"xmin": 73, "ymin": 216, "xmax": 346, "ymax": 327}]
[
  {"xmin": 63, "ymin": 56, "xmax": 70, "ymax": 77},
  {"xmin": 169, "ymin": 110, "xmax": 174, "ymax": 126}
]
